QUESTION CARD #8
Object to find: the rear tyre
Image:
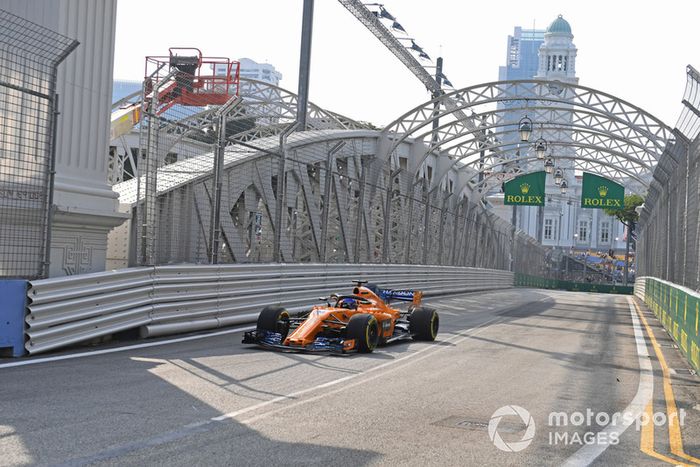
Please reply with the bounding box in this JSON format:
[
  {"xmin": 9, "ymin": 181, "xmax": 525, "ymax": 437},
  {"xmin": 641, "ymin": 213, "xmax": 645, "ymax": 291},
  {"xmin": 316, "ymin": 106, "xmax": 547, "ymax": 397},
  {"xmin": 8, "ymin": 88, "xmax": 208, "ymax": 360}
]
[
  {"xmin": 345, "ymin": 313, "xmax": 380, "ymax": 353},
  {"xmin": 256, "ymin": 305, "xmax": 290, "ymax": 340},
  {"xmin": 410, "ymin": 307, "xmax": 439, "ymax": 341}
]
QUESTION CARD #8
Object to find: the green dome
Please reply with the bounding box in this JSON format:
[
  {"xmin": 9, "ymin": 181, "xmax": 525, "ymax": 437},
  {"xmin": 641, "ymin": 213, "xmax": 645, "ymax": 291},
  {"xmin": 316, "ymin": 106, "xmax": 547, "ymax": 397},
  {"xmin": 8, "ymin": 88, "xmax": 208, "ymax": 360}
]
[{"xmin": 546, "ymin": 15, "xmax": 572, "ymax": 34}]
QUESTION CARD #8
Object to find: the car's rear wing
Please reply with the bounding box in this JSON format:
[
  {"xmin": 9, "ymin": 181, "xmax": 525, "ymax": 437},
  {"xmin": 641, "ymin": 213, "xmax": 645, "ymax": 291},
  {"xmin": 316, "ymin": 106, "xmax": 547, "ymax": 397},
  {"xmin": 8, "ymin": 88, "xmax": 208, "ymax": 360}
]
[{"xmin": 379, "ymin": 288, "xmax": 423, "ymax": 305}]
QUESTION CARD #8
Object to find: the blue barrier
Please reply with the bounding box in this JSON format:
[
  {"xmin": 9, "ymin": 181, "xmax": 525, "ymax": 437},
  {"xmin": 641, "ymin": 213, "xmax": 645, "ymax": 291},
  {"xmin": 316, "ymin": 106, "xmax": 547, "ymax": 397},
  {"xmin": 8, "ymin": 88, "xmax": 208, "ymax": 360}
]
[{"xmin": 0, "ymin": 280, "xmax": 27, "ymax": 357}]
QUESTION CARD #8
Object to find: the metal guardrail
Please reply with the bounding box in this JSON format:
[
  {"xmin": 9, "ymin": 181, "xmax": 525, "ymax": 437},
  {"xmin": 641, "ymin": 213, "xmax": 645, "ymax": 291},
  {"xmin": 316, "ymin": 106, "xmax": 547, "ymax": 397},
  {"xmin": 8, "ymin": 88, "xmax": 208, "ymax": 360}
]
[
  {"xmin": 635, "ymin": 276, "xmax": 700, "ymax": 373},
  {"xmin": 26, "ymin": 263, "xmax": 513, "ymax": 354},
  {"xmin": 634, "ymin": 276, "xmax": 647, "ymax": 301}
]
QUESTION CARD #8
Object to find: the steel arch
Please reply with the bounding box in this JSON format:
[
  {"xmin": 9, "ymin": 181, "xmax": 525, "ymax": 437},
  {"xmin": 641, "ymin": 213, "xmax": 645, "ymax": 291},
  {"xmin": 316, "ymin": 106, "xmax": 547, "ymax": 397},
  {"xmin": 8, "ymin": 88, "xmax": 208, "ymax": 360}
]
[{"xmin": 380, "ymin": 79, "xmax": 674, "ymax": 188}]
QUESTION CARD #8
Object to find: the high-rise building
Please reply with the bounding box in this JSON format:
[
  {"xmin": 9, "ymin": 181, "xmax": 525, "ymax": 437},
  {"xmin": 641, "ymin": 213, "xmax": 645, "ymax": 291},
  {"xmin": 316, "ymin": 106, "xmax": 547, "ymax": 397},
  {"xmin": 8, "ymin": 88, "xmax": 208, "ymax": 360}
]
[
  {"xmin": 238, "ymin": 58, "xmax": 282, "ymax": 86},
  {"xmin": 490, "ymin": 16, "xmax": 627, "ymax": 272},
  {"xmin": 498, "ymin": 27, "xmax": 544, "ymax": 81}
]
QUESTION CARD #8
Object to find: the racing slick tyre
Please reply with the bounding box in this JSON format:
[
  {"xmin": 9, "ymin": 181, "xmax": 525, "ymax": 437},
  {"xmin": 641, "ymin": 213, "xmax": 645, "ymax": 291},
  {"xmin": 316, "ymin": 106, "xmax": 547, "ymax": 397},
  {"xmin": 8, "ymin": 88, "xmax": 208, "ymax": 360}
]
[
  {"xmin": 256, "ymin": 305, "xmax": 291, "ymax": 340},
  {"xmin": 410, "ymin": 307, "xmax": 439, "ymax": 341},
  {"xmin": 345, "ymin": 313, "xmax": 380, "ymax": 353}
]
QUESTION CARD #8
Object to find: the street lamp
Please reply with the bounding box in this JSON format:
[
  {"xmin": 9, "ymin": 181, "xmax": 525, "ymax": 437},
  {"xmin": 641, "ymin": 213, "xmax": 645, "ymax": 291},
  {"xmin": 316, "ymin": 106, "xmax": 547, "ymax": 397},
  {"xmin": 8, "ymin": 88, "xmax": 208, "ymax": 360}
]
[
  {"xmin": 560, "ymin": 179, "xmax": 568, "ymax": 194},
  {"xmin": 534, "ymin": 137, "xmax": 547, "ymax": 159},
  {"xmin": 518, "ymin": 116, "xmax": 532, "ymax": 142},
  {"xmin": 544, "ymin": 156, "xmax": 555, "ymax": 174},
  {"xmin": 553, "ymin": 168, "xmax": 564, "ymax": 185}
]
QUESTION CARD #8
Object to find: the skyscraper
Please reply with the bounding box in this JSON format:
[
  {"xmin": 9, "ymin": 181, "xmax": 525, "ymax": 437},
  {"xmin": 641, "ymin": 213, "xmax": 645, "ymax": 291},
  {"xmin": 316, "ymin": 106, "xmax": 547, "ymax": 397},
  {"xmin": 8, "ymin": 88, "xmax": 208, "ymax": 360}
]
[{"xmin": 498, "ymin": 27, "xmax": 544, "ymax": 82}]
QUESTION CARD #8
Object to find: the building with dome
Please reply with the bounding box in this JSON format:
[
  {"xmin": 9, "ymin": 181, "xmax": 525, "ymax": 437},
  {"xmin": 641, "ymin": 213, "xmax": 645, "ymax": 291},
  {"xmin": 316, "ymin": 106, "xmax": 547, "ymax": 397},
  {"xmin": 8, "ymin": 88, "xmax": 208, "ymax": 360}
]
[{"xmin": 491, "ymin": 15, "xmax": 628, "ymax": 274}]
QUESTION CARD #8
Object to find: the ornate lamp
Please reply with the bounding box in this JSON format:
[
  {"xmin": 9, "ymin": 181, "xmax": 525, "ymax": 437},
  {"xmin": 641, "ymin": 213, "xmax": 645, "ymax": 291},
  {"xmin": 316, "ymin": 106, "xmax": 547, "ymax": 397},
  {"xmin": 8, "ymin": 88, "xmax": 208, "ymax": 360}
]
[
  {"xmin": 518, "ymin": 116, "xmax": 533, "ymax": 142},
  {"xmin": 534, "ymin": 137, "xmax": 547, "ymax": 160},
  {"xmin": 553, "ymin": 168, "xmax": 564, "ymax": 185},
  {"xmin": 544, "ymin": 156, "xmax": 555, "ymax": 174},
  {"xmin": 560, "ymin": 179, "xmax": 568, "ymax": 194}
]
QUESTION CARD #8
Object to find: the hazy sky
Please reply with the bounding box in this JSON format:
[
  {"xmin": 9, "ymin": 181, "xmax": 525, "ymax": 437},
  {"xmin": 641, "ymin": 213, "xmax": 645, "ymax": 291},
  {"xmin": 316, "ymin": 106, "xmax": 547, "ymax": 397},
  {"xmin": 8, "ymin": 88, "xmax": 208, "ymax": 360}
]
[{"xmin": 114, "ymin": 0, "xmax": 698, "ymax": 127}]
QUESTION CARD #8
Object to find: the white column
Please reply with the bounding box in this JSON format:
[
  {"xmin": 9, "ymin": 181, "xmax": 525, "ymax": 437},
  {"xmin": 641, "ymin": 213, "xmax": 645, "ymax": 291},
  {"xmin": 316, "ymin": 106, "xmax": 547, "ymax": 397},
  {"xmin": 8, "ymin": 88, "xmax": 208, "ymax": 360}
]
[{"xmin": 3, "ymin": 0, "xmax": 128, "ymax": 277}]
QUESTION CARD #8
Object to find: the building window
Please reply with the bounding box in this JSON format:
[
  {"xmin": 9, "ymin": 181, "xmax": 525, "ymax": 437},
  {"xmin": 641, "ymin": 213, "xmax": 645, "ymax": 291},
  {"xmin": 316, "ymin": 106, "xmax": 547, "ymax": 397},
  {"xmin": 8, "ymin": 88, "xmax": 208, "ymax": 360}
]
[
  {"xmin": 544, "ymin": 218, "xmax": 553, "ymax": 240},
  {"xmin": 600, "ymin": 221, "xmax": 610, "ymax": 244},
  {"xmin": 578, "ymin": 220, "xmax": 588, "ymax": 242}
]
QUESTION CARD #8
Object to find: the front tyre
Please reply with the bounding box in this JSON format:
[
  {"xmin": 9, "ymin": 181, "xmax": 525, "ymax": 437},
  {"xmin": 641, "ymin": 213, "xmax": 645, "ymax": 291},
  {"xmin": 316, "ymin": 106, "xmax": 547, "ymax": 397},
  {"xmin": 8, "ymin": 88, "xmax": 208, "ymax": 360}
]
[
  {"xmin": 256, "ymin": 305, "xmax": 290, "ymax": 340},
  {"xmin": 345, "ymin": 313, "xmax": 380, "ymax": 353},
  {"xmin": 410, "ymin": 307, "xmax": 439, "ymax": 341}
]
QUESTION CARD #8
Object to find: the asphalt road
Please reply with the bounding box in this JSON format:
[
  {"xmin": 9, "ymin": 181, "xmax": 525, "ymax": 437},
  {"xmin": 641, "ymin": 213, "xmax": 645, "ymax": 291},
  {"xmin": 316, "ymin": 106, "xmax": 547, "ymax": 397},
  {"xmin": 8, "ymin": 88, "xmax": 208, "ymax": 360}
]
[{"xmin": 1, "ymin": 289, "xmax": 698, "ymax": 466}]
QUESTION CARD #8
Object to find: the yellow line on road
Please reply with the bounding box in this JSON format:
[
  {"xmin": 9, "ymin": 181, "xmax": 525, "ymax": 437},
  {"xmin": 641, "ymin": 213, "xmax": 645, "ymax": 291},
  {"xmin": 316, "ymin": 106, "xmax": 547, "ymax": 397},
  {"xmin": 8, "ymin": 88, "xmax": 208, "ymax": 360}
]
[
  {"xmin": 634, "ymin": 299, "xmax": 700, "ymax": 465},
  {"xmin": 640, "ymin": 401, "xmax": 690, "ymax": 465}
]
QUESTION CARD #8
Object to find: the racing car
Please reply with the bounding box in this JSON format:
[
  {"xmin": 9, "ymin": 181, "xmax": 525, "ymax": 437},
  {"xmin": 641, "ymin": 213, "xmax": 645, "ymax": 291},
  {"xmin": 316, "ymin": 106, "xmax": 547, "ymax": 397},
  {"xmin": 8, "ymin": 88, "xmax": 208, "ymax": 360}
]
[{"xmin": 242, "ymin": 281, "xmax": 439, "ymax": 354}]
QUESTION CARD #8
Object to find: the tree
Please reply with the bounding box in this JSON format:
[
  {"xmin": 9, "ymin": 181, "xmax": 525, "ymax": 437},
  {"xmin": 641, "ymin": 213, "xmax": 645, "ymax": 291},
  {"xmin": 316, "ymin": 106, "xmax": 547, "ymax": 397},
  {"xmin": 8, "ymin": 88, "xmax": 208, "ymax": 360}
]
[
  {"xmin": 604, "ymin": 193, "xmax": 643, "ymax": 286},
  {"xmin": 604, "ymin": 194, "xmax": 644, "ymax": 226}
]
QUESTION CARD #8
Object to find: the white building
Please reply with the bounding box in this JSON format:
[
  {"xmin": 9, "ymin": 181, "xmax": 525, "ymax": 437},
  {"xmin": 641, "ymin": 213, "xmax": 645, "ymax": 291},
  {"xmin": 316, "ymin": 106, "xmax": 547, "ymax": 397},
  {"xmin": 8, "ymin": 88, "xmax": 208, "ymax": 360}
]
[
  {"xmin": 237, "ymin": 58, "xmax": 282, "ymax": 86},
  {"xmin": 491, "ymin": 15, "xmax": 628, "ymax": 258}
]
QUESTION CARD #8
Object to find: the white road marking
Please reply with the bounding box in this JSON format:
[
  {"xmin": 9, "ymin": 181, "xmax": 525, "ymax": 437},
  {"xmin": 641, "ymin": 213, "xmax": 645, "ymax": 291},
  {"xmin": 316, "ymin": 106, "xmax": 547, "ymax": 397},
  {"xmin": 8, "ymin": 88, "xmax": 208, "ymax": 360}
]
[
  {"xmin": 561, "ymin": 296, "xmax": 654, "ymax": 466},
  {"xmin": 239, "ymin": 316, "xmax": 502, "ymax": 425},
  {"xmin": 0, "ymin": 325, "xmax": 255, "ymax": 369},
  {"xmin": 56, "ymin": 315, "xmax": 505, "ymax": 466},
  {"xmin": 212, "ymin": 316, "xmax": 501, "ymax": 423}
]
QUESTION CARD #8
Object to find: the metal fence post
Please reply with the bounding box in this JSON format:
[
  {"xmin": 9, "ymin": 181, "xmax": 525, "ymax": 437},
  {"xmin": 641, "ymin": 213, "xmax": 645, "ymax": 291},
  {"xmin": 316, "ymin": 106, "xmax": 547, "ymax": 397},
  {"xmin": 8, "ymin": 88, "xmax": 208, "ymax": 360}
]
[
  {"xmin": 210, "ymin": 96, "xmax": 241, "ymax": 264},
  {"xmin": 273, "ymin": 122, "xmax": 300, "ymax": 263}
]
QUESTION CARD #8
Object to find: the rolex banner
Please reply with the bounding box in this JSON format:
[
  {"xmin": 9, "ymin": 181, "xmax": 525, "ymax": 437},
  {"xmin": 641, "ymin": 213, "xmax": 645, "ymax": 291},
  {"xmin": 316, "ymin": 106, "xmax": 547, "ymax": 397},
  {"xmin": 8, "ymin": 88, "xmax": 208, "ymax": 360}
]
[
  {"xmin": 580, "ymin": 173, "xmax": 624, "ymax": 210},
  {"xmin": 503, "ymin": 171, "xmax": 546, "ymax": 206}
]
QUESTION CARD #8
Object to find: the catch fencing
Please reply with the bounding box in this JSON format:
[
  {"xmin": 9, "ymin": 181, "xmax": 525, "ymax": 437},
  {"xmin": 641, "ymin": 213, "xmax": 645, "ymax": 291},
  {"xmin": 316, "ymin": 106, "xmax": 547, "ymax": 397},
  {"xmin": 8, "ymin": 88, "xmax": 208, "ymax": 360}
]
[
  {"xmin": 637, "ymin": 65, "xmax": 700, "ymax": 289},
  {"xmin": 0, "ymin": 9, "xmax": 78, "ymax": 279},
  {"xmin": 26, "ymin": 263, "xmax": 514, "ymax": 354}
]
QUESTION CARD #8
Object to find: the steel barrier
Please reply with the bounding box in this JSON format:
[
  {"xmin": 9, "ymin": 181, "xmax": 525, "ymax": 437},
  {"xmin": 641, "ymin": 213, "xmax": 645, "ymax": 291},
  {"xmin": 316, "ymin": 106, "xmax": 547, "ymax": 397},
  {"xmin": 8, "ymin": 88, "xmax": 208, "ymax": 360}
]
[
  {"xmin": 635, "ymin": 276, "xmax": 700, "ymax": 373},
  {"xmin": 26, "ymin": 263, "xmax": 513, "ymax": 354}
]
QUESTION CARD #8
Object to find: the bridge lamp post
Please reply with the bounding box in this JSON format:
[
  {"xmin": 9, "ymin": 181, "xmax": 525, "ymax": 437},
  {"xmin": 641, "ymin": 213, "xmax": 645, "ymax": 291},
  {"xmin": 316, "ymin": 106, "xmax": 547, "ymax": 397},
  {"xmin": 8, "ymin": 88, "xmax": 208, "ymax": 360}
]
[{"xmin": 518, "ymin": 116, "xmax": 533, "ymax": 142}]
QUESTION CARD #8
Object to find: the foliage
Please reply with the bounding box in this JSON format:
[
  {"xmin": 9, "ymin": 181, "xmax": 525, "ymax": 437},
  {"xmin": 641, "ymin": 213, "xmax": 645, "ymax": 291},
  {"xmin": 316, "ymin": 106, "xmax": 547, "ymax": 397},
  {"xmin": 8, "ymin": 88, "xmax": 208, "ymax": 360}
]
[{"xmin": 604, "ymin": 194, "xmax": 644, "ymax": 226}]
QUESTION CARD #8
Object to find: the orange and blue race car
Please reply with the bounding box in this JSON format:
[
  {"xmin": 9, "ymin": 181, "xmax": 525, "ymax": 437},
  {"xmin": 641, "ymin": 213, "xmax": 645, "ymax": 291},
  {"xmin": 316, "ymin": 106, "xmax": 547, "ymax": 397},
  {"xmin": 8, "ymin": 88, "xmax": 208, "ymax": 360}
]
[{"xmin": 242, "ymin": 281, "xmax": 439, "ymax": 354}]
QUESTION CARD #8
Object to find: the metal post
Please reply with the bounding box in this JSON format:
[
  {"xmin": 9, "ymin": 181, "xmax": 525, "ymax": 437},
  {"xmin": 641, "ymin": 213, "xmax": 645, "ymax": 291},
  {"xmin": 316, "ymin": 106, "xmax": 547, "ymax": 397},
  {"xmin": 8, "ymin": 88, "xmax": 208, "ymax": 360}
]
[
  {"xmin": 209, "ymin": 96, "xmax": 240, "ymax": 264},
  {"xmin": 436, "ymin": 193, "xmax": 451, "ymax": 264},
  {"xmin": 42, "ymin": 93, "xmax": 60, "ymax": 278},
  {"xmin": 450, "ymin": 199, "xmax": 461, "ymax": 266},
  {"xmin": 422, "ymin": 185, "xmax": 432, "ymax": 264},
  {"xmin": 381, "ymin": 168, "xmax": 402, "ymax": 262},
  {"xmin": 510, "ymin": 204, "xmax": 517, "ymax": 272},
  {"xmin": 320, "ymin": 141, "xmax": 345, "ymax": 262},
  {"xmin": 273, "ymin": 122, "xmax": 300, "ymax": 263},
  {"xmin": 353, "ymin": 160, "xmax": 367, "ymax": 263},
  {"xmin": 296, "ymin": 0, "xmax": 314, "ymax": 130},
  {"xmin": 404, "ymin": 186, "xmax": 415, "ymax": 264},
  {"xmin": 624, "ymin": 222, "xmax": 632, "ymax": 286},
  {"xmin": 431, "ymin": 57, "xmax": 443, "ymax": 145}
]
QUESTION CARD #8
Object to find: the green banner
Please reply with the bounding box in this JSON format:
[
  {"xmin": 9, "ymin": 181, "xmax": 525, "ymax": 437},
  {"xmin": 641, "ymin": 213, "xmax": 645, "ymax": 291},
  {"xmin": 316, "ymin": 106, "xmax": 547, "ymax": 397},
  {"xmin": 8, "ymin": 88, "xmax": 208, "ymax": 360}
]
[
  {"xmin": 504, "ymin": 171, "xmax": 546, "ymax": 206},
  {"xmin": 581, "ymin": 173, "xmax": 624, "ymax": 210}
]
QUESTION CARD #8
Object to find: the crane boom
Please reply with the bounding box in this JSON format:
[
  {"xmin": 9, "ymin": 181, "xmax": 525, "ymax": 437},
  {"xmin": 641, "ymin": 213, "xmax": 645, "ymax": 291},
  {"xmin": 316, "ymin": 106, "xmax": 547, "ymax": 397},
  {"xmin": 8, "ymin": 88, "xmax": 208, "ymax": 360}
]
[{"xmin": 337, "ymin": 0, "xmax": 477, "ymax": 133}]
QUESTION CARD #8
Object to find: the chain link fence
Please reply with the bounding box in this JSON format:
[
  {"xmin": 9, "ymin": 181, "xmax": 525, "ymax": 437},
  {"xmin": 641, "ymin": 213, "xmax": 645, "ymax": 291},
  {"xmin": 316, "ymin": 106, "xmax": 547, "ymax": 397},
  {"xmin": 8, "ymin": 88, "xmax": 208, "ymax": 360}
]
[
  {"xmin": 0, "ymin": 9, "xmax": 78, "ymax": 279},
  {"xmin": 113, "ymin": 127, "xmax": 550, "ymax": 274},
  {"xmin": 637, "ymin": 65, "xmax": 700, "ymax": 289}
]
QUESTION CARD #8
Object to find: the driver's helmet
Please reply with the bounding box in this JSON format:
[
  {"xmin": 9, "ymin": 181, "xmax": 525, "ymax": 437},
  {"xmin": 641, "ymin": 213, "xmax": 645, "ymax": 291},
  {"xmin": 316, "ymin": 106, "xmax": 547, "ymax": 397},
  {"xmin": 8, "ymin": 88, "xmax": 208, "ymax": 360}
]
[{"xmin": 339, "ymin": 298, "xmax": 357, "ymax": 309}]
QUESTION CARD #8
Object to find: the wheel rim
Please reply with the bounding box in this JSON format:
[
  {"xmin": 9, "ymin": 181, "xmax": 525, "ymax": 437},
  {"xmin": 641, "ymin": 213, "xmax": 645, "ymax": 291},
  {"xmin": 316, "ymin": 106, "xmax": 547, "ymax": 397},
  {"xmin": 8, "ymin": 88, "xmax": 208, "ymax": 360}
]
[
  {"xmin": 430, "ymin": 313, "xmax": 439, "ymax": 339},
  {"xmin": 366, "ymin": 318, "xmax": 378, "ymax": 349}
]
